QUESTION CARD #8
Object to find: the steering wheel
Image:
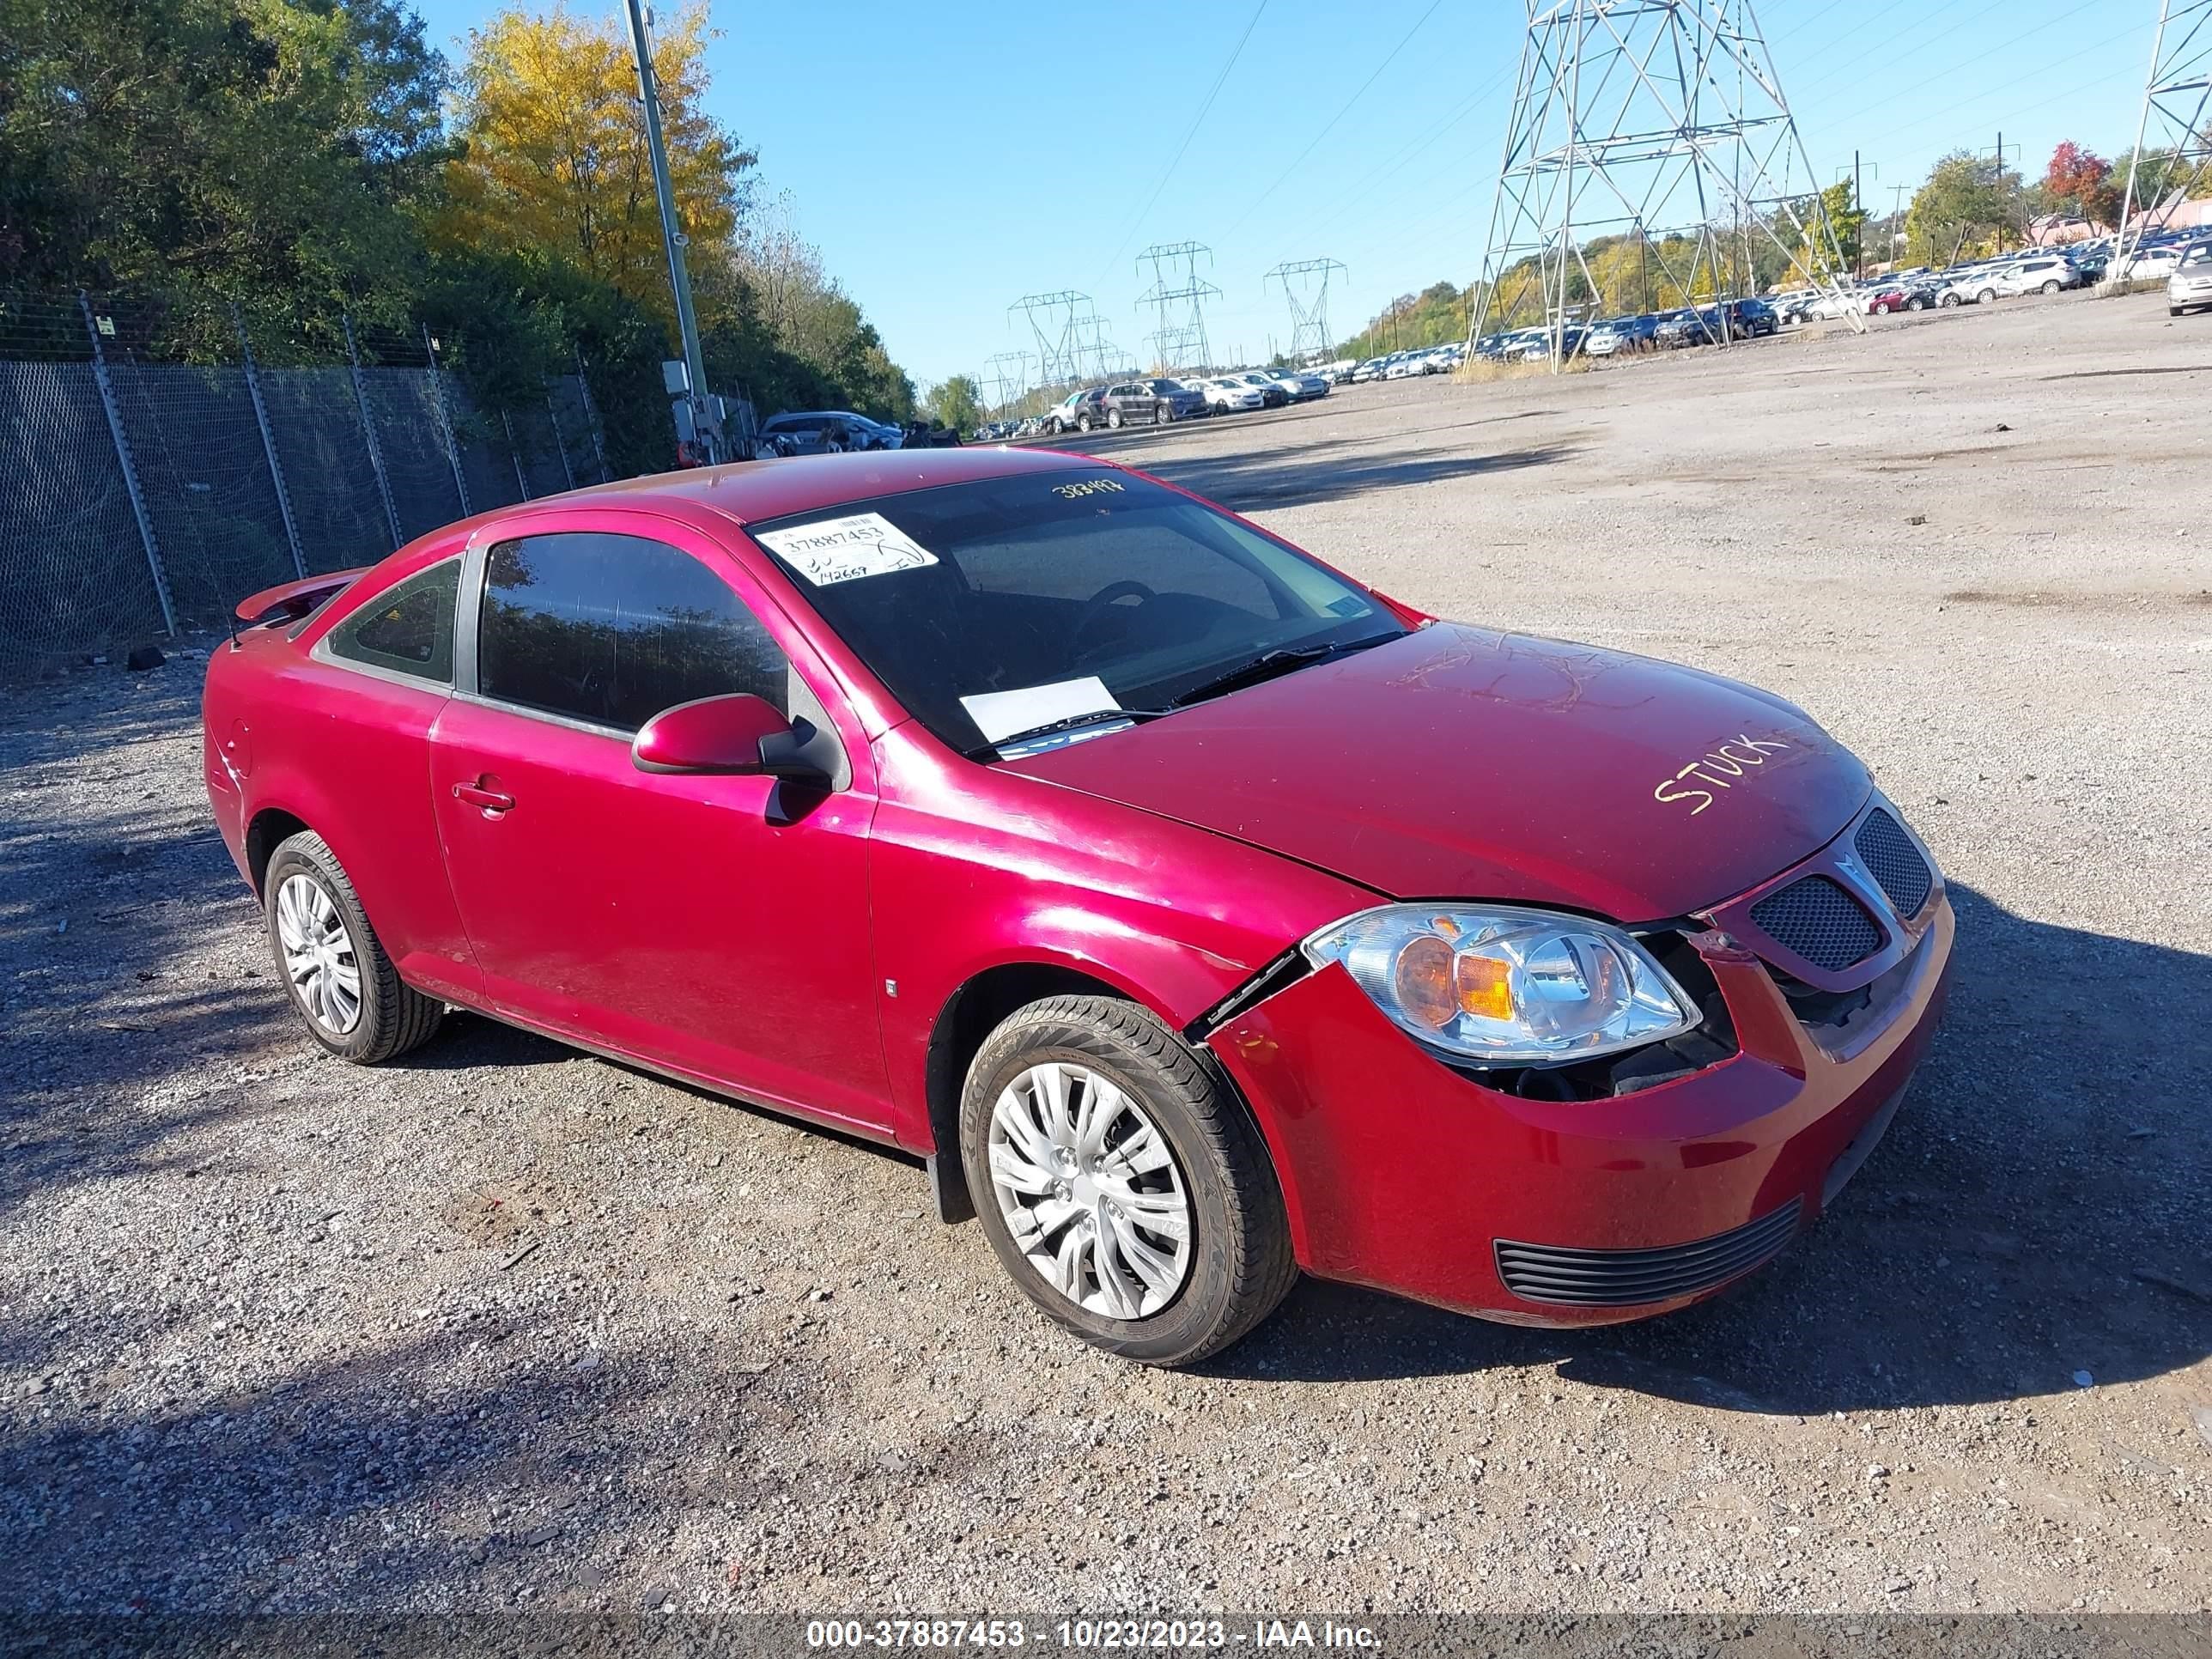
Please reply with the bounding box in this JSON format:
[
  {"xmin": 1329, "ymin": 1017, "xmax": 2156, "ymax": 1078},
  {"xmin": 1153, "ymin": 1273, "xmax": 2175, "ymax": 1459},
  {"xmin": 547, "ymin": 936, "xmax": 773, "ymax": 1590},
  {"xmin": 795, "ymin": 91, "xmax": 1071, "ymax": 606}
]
[{"xmin": 1071, "ymin": 580, "xmax": 1158, "ymax": 656}]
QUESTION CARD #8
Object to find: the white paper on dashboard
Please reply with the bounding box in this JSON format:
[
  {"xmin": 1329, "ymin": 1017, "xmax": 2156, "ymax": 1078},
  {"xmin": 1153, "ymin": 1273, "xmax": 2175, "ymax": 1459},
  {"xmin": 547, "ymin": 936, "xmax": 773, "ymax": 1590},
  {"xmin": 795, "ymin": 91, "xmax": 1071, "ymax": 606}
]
[
  {"xmin": 959, "ymin": 677, "xmax": 1121, "ymax": 743},
  {"xmin": 752, "ymin": 512, "xmax": 939, "ymax": 586}
]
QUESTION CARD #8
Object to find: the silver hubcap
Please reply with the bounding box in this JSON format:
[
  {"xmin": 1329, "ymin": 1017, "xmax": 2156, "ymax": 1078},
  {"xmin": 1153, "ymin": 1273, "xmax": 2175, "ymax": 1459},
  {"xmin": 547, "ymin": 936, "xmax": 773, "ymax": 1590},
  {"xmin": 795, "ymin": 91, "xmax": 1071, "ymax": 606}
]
[
  {"xmin": 276, "ymin": 873, "xmax": 362, "ymax": 1036},
  {"xmin": 988, "ymin": 1062, "xmax": 1193, "ymax": 1320}
]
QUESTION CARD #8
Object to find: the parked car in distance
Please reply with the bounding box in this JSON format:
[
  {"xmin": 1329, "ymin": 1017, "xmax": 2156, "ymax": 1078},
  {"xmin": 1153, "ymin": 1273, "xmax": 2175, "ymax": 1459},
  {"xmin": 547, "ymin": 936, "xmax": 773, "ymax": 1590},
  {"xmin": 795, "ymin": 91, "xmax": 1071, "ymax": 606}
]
[
  {"xmin": 1719, "ymin": 297, "xmax": 1779, "ymax": 337},
  {"xmin": 1655, "ymin": 307, "xmax": 1720, "ymax": 347},
  {"xmin": 2170, "ymin": 241, "xmax": 2212, "ymax": 314},
  {"xmin": 1771, "ymin": 289, "xmax": 1819, "ymax": 325},
  {"xmin": 1934, "ymin": 264, "xmax": 2010, "ymax": 306},
  {"xmin": 760, "ymin": 411, "xmax": 885, "ymax": 455},
  {"xmin": 2119, "ymin": 244, "xmax": 2187, "ymax": 282},
  {"xmin": 1585, "ymin": 314, "xmax": 1658, "ymax": 355},
  {"xmin": 1200, "ymin": 376, "xmax": 1267, "ymax": 413},
  {"xmin": 1102, "ymin": 378, "xmax": 1207, "ymax": 427},
  {"xmin": 206, "ymin": 447, "xmax": 1954, "ymax": 1369},
  {"xmin": 1229, "ymin": 372, "xmax": 1290, "ymax": 408},
  {"xmin": 1261, "ymin": 367, "xmax": 1330, "ymax": 401},
  {"xmin": 1991, "ymin": 255, "xmax": 2082, "ymax": 297},
  {"xmin": 1044, "ymin": 387, "xmax": 1110, "ymax": 434},
  {"xmin": 1351, "ymin": 357, "xmax": 1389, "ymax": 382}
]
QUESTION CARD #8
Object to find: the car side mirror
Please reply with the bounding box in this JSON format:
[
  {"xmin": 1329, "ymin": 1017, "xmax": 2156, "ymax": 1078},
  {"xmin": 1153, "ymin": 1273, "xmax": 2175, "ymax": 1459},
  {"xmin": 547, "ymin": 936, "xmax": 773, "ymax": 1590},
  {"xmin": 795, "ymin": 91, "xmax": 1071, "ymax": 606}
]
[{"xmin": 632, "ymin": 694, "xmax": 824, "ymax": 781}]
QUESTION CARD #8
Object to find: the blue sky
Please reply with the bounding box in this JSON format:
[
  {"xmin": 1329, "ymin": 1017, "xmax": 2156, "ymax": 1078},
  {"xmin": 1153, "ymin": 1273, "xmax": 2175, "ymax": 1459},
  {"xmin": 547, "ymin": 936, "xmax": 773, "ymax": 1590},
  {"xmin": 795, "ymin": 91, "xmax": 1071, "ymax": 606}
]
[{"xmin": 410, "ymin": 0, "xmax": 2161, "ymax": 388}]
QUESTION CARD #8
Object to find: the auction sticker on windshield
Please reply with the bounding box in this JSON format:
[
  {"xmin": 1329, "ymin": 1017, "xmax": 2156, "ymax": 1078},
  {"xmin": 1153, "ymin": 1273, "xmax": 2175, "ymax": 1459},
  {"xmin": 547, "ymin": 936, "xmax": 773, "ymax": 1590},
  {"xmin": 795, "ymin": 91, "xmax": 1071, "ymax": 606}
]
[{"xmin": 754, "ymin": 512, "xmax": 939, "ymax": 586}]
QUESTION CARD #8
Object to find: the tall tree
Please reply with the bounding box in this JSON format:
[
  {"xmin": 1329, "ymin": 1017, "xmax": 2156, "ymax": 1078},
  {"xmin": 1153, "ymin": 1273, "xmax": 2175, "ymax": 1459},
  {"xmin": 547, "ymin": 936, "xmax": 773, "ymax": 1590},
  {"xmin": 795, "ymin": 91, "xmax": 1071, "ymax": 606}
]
[
  {"xmin": 0, "ymin": 0, "xmax": 448, "ymax": 350},
  {"xmin": 1796, "ymin": 180, "xmax": 1865, "ymax": 274},
  {"xmin": 2044, "ymin": 141, "xmax": 2118, "ymax": 227},
  {"xmin": 1905, "ymin": 150, "xmax": 2020, "ymax": 264},
  {"xmin": 440, "ymin": 3, "xmax": 754, "ymax": 320},
  {"xmin": 925, "ymin": 374, "xmax": 981, "ymax": 433}
]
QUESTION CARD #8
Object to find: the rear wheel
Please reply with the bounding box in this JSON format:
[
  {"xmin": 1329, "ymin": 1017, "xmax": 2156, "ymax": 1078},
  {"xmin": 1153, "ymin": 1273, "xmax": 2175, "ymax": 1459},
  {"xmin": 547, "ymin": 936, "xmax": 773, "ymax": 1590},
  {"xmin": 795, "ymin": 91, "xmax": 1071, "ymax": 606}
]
[
  {"xmin": 2040, "ymin": 280, "xmax": 2062, "ymax": 295},
  {"xmin": 264, "ymin": 830, "xmax": 441, "ymax": 1064},
  {"xmin": 1977, "ymin": 289, "xmax": 1996, "ymax": 305},
  {"xmin": 958, "ymin": 995, "xmax": 1295, "ymax": 1368},
  {"xmin": 1157, "ymin": 402, "xmax": 1175, "ymax": 423},
  {"xmin": 1907, "ymin": 296, "xmax": 1927, "ymax": 311}
]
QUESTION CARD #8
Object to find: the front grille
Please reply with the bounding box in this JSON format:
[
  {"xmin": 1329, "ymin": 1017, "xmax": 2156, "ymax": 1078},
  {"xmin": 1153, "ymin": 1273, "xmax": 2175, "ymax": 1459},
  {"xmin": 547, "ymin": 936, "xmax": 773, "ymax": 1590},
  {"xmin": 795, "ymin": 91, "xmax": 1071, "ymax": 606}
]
[
  {"xmin": 1494, "ymin": 1199, "xmax": 1804, "ymax": 1307},
  {"xmin": 1749, "ymin": 875, "xmax": 1881, "ymax": 971},
  {"xmin": 1854, "ymin": 808, "xmax": 1933, "ymax": 918}
]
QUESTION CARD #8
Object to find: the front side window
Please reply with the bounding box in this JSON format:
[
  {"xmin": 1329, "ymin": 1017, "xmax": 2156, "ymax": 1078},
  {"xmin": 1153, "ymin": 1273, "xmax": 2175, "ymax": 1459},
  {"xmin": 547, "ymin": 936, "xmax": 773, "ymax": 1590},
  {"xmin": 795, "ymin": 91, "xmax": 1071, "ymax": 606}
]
[
  {"xmin": 326, "ymin": 558, "xmax": 459, "ymax": 684},
  {"xmin": 747, "ymin": 470, "xmax": 1401, "ymax": 757},
  {"xmin": 477, "ymin": 532, "xmax": 790, "ymax": 732}
]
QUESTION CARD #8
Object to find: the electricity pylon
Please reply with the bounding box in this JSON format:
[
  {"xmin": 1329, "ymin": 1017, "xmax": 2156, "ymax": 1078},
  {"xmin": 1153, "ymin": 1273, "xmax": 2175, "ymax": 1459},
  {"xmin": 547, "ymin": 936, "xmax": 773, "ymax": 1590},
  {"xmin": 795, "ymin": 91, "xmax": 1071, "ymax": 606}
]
[
  {"xmin": 2114, "ymin": 0, "xmax": 2212, "ymax": 265},
  {"xmin": 1470, "ymin": 0, "xmax": 1861, "ymax": 370},
  {"xmin": 1262, "ymin": 260, "xmax": 1349, "ymax": 362},
  {"xmin": 1135, "ymin": 242, "xmax": 1221, "ymax": 373},
  {"xmin": 1073, "ymin": 310, "xmax": 1133, "ymax": 381},
  {"xmin": 1009, "ymin": 292, "xmax": 1091, "ymax": 386},
  {"xmin": 984, "ymin": 350, "xmax": 1031, "ymax": 415}
]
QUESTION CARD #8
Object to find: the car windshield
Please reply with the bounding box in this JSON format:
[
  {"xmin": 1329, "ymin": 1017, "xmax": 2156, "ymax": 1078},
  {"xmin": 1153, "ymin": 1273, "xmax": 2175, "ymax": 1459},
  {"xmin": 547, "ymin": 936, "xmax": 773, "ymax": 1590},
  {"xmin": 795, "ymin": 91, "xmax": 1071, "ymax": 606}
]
[
  {"xmin": 2184, "ymin": 245, "xmax": 2212, "ymax": 267},
  {"xmin": 747, "ymin": 469, "xmax": 1403, "ymax": 757}
]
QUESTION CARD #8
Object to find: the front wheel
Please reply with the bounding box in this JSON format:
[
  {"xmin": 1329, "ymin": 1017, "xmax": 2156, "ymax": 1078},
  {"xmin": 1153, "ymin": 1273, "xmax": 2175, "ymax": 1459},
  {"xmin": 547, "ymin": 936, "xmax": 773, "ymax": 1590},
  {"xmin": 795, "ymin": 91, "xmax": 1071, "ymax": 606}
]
[
  {"xmin": 1075, "ymin": 415, "xmax": 1092, "ymax": 433},
  {"xmin": 1107, "ymin": 408, "xmax": 1123, "ymax": 429},
  {"xmin": 1941, "ymin": 293, "xmax": 1961, "ymax": 307},
  {"xmin": 264, "ymin": 830, "xmax": 442, "ymax": 1064},
  {"xmin": 1157, "ymin": 403, "xmax": 1175, "ymax": 423},
  {"xmin": 1907, "ymin": 297, "xmax": 1927, "ymax": 311},
  {"xmin": 958, "ymin": 995, "xmax": 1296, "ymax": 1368}
]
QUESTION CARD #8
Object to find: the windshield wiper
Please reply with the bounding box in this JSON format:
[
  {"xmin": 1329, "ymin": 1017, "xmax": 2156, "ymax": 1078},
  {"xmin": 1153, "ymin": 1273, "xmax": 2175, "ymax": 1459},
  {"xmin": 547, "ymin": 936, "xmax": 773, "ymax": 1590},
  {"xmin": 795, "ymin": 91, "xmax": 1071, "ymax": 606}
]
[
  {"xmin": 969, "ymin": 707, "xmax": 1170, "ymax": 760},
  {"xmin": 1170, "ymin": 633, "xmax": 1399, "ymax": 709}
]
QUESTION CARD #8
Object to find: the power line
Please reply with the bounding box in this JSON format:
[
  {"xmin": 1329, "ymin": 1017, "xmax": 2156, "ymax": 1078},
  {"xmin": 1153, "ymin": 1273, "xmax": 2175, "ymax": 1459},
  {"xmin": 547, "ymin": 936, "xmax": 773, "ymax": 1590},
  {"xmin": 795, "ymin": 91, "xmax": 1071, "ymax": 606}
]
[
  {"xmin": 1092, "ymin": 1, "xmax": 1269, "ymax": 289},
  {"xmin": 1843, "ymin": 0, "xmax": 2118, "ymax": 125},
  {"xmin": 1790, "ymin": 0, "xmax": 2019, "ymax": 101},
  {"xmin": 1220, "ymin": 0, "xmax": 1448, "ymax": 243},
  {"xmin": 1261, "ymin": 63, "xmax": 1518, "ymax": 275}
]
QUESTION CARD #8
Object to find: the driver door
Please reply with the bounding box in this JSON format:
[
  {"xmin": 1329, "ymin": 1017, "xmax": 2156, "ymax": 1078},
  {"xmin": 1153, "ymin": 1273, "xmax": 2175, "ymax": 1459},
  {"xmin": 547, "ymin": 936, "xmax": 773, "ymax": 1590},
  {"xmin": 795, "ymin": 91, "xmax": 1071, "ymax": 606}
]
[{"xmin": 428, "ymin": 517, "xmax": 892, "ymax": 1136}]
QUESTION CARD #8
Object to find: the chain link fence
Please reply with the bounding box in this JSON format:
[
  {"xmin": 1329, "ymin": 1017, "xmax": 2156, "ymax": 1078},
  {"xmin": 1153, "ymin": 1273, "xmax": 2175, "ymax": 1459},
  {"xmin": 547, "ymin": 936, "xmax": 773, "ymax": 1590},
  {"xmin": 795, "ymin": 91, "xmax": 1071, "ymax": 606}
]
[{"xmin": 0, "ymin": 294, "xmax": 616, "ymax": 681}]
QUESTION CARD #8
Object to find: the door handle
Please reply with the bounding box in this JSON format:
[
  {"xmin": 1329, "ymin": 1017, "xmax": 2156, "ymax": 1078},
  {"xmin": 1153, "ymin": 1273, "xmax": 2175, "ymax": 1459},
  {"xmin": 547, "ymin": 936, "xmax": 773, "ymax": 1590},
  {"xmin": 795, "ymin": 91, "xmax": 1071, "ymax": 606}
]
[{"xmin": 453, "ymin": 781, "xmax": 515, "ymax": 813}]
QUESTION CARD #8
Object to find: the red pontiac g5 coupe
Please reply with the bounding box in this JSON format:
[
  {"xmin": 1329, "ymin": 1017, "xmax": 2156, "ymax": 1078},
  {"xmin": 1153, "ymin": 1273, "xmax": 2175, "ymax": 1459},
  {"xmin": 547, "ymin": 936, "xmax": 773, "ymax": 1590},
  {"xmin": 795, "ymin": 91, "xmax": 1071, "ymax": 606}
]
[{"xmin": 204, "ymin": 448, "xmax": 1953, "ymax": 1366}]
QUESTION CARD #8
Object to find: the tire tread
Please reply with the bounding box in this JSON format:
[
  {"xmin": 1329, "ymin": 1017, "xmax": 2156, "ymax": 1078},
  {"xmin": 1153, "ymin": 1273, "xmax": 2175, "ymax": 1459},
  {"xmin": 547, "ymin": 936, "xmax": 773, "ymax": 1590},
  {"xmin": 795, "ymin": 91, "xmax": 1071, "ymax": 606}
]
[
  {"xmin": 963, "ymin": 994, "xmax": 1296, "ymax": 1366},
  {"xmin": 269, "ymin": 830, "xmax": 442, "ymax": 1065}
]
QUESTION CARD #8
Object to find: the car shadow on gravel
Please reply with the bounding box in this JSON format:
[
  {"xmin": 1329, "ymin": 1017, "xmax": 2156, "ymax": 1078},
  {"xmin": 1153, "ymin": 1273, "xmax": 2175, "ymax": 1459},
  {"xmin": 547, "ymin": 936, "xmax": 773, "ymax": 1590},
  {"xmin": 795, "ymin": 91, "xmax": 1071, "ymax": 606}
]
[
  {"xmin": 0, "ymin": 1319, "xmax": 799, "ymax": 1613},
  {"xmin": 1211, "ymin": 882, "xmax": 2211, "ymax": 1413},
  {"xmin": 1144, "ymin": 442, "xmax": 1579, "ymax": 511}
]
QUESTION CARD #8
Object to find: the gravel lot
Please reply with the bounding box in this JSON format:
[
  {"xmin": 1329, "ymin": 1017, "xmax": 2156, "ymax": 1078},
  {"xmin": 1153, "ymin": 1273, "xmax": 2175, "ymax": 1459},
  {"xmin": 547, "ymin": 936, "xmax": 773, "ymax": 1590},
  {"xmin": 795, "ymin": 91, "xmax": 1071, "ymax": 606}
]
[{"xmin": 2, "ymin": 289, "xmax": 2205, "ymax": 1619}]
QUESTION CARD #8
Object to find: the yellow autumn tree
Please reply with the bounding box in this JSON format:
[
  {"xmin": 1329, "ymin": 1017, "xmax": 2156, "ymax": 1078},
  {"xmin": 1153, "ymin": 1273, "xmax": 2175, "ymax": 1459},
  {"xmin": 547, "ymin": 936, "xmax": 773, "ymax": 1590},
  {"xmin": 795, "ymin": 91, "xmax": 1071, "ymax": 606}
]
[{"xmin": 439, "ymin": 3, "xmax": 753, "ymax": 317}]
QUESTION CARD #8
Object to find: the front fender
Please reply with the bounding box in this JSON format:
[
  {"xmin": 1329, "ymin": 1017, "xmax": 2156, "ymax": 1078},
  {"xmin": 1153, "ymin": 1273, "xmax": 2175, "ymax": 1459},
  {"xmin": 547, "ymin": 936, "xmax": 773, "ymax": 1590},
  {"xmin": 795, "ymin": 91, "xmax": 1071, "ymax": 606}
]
[{"xmin": 866, "ymin": 729, "xmax": 1373, "ymax": 1152}]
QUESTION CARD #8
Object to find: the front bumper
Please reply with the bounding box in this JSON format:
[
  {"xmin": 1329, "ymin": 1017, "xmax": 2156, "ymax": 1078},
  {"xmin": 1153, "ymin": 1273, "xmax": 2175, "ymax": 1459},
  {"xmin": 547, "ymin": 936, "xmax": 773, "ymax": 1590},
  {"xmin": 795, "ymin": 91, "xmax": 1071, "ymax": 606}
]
[{"xmin": 1206, "ymin": 817, "xmax": 1954, "ymax": 1328}]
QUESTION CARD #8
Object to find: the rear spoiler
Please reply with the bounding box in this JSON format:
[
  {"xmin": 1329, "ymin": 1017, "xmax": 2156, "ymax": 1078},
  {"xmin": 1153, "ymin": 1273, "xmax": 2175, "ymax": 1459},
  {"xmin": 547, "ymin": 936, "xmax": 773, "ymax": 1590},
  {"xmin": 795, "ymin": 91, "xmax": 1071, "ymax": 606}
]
[{"xmin": 235, "ymin": 568, "xmax": 366, "ymax": 629}]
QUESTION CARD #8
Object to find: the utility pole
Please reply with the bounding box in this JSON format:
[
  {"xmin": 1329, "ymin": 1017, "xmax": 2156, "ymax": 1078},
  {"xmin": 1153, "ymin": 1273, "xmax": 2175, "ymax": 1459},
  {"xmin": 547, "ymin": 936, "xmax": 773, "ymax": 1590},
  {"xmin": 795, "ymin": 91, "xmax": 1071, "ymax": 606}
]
[
  {"xmin": 1855, "ymin": 151, "xmax": 1863, "ymax": 279},
  {"xmin": 625, "ymin": 0, "xmax": 719, "ymax": 462}
]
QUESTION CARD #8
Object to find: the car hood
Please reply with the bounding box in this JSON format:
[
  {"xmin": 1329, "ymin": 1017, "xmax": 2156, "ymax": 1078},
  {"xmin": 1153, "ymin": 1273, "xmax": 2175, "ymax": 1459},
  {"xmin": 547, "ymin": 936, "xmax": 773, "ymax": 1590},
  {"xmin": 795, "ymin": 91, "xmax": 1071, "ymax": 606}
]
[{"xmin": 1005, "ymin": 623, "xmax": 1870, "ymax": 921}]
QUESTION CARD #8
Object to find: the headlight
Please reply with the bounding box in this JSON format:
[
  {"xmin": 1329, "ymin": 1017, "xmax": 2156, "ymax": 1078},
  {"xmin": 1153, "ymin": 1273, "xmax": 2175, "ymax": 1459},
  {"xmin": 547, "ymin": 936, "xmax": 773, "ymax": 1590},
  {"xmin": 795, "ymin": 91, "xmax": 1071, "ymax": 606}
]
[{"xmin": 1301, "ymin": 904, "xmax": 1699, "ymax": 1066}]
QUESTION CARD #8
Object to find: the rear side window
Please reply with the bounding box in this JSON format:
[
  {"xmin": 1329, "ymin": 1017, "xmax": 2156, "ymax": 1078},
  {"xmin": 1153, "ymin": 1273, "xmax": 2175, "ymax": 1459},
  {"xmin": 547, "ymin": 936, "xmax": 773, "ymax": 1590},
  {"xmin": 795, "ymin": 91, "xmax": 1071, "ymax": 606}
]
[
  {"xmin": 477, "ymin": 532, "xmax": 790, "ymax": 732},
  {"xmin": 326, "ymin": 559, "xmax": 459, "ymax": 684}
]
